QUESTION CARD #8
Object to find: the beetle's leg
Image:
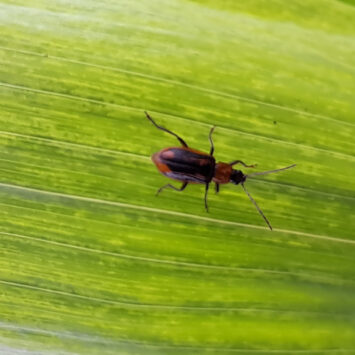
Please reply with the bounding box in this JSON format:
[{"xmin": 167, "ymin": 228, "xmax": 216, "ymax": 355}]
[
  {"xmin": 204, "ymin": 183, "xmax": 210, "ymax": 212},
  {"xmin": 215, "ymin": 183, "xmax": 220, "ymax": 194},
  {"xmin": 156, "ymin": 181, "xmax": 188, "ymax": 196},
  {"xmin": 209, "ymin": 126, "xmax": 215, "ymax": 156},
  {"xmin": 145, "ymin": 111, "xmax": 188, "ymax": 148},
  {"xmin": 229, "ymin": 160, "xmax": 257, "ymax": 168}
]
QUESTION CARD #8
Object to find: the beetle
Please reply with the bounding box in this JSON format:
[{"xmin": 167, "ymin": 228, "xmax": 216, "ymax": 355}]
[{"xmin": 145, "ymin": 111, "xmax": 295, "ymax": 230}]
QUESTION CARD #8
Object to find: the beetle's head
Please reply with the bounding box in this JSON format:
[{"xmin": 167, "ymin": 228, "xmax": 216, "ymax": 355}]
[{"xmin": 230, "ymin": 169, "xmax": 247, "ymax": 185}]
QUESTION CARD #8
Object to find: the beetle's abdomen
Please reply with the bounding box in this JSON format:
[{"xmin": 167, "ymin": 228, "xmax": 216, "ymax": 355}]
[{"xmin": 152, "ymin": 147, "xmax": 215, "ymax": 183}]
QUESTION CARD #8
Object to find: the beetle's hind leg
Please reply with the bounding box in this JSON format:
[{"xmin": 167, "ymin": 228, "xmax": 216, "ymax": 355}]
[
  {"xmin": 215, "ymin": 183, "xmax": 220, "ymax": 194},
  {"xmin": 145, "ymin": 111, "xmax": 188, "ymax": 148},
  {"xmin": 156, "ymin": 182, "xmax": 188, "ymax": 196}
]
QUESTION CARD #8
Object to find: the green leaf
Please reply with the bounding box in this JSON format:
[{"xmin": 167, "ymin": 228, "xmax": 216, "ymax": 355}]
[{"xmin": 1, "ymin": 0, "xmax": 355, "ymax": 353}]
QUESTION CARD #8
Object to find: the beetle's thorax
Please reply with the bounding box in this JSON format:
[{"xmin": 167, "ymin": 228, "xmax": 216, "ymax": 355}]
[{"xmin": 213, "ymin": 162, "xmax": 233, "ymax": 184}]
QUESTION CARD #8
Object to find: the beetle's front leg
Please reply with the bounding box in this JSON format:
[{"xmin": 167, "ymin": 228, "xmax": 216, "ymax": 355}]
[
  {"xmin": 229, "ymin": 160, "xmax": 257, "ymax": 168},
  {"xmin": 156, "ymin": 182, "xmax": 188, "ymax": 196}
]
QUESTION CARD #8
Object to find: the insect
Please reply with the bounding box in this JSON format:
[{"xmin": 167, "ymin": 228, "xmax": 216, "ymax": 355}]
[{"xmin": 145, "ymin": 112, "xmax": 295, "ymax": 230}]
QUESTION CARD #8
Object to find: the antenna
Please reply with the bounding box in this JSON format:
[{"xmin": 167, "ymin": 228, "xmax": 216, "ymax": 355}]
[
  {"xmin": 241, "ymin": 183, "xmax": 272, "ymax": 230},
  {"xmin": 246, "ymin": 164, "xmax": 296, "ymax": 178}
]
